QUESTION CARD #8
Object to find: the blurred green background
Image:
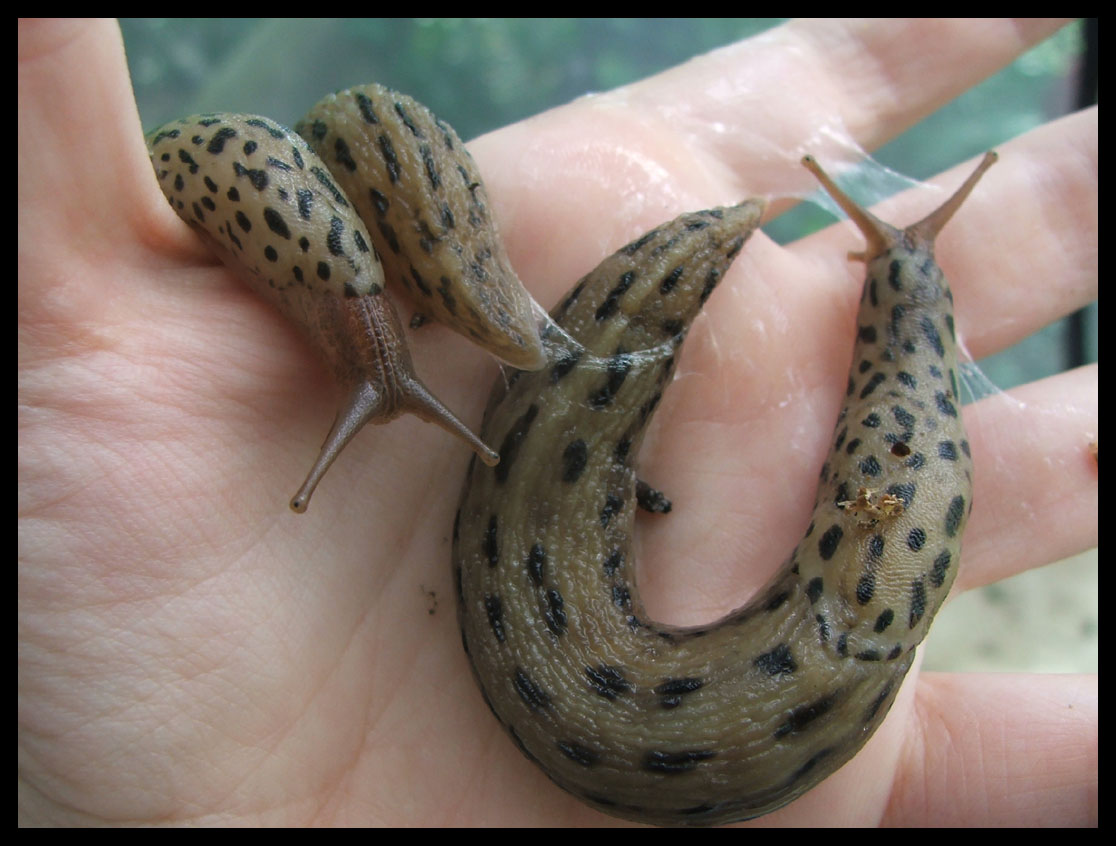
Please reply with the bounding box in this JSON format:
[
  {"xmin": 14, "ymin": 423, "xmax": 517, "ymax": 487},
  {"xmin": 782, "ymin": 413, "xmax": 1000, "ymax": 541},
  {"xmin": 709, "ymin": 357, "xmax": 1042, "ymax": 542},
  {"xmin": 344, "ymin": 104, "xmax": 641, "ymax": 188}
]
[{"xmin": 121, "ymin": 19, "xmax": 1096, "ymax": 673}]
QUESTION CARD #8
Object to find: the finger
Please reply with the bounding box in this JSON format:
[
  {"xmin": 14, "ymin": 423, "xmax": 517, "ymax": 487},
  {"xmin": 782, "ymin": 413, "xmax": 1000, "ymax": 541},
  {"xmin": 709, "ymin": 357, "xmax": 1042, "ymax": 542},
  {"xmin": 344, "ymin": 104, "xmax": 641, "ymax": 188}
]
[
  {"xmin": 472, "ymin": 20, "xmax": 1079, "ymax": 309},
  {"xmin": 592, "ymin": 18, "xmax": 1071, "ymax": 193},
  {"xmin": 774, "ymin": 19, "xmax": 1072, "ymax": 154},
  {"xmin": 960, "ymin": 364, "xmax": 1097, "ymax": 590},
  {"xmin": 888, "ymin": 671, "xmax": 1097, "ymax": 826},
  {"xmin": 18, "ymin": 20, "xmax": 160, "ymax": 255}
]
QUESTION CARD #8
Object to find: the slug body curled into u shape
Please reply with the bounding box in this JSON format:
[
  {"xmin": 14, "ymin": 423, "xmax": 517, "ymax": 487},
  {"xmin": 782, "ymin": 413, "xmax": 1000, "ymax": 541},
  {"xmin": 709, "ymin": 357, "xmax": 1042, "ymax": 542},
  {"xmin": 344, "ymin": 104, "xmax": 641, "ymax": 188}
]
[{"xmin": 452, "ymin": 154, "xmax": 994, "ymax": 825}]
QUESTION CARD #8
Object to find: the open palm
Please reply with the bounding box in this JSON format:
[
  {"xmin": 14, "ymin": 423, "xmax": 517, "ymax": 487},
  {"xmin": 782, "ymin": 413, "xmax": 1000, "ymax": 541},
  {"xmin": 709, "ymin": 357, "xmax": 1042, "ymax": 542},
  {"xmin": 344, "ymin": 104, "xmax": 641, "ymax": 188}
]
[{"xmin": 19, "ymin": 19, "xmax": 1095, "ymax": 825}]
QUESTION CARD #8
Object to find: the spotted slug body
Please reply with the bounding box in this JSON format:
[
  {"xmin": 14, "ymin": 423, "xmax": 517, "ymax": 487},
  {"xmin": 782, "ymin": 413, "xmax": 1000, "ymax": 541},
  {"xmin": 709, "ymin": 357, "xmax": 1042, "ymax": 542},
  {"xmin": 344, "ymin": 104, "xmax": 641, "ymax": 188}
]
[
  {"xmin": 453, "ymin": 154, "xmax": 995, "ymax": 825},
  {"xmin": 296, "ymin": 84, "xmax": 546, "ymax": 371},
  {"xmin": 146, "ymin": 114, "xmax": 499, "ymax": 511}
]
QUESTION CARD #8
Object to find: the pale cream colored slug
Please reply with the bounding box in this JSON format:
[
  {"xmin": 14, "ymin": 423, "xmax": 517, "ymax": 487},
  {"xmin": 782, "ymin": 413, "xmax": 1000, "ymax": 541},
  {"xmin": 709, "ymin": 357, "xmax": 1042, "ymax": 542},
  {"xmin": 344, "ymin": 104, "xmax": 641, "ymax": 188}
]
[
  {"xmin": 146, "ymin": 114, "xmax": 499, "ymax": 512},
  {"xmin": 453, "ymin": 154, "xmax": 995, "ymax": 825},
  {"xmin": 296, "ymin": 84, "xmax": 547, "ymax": 371}
]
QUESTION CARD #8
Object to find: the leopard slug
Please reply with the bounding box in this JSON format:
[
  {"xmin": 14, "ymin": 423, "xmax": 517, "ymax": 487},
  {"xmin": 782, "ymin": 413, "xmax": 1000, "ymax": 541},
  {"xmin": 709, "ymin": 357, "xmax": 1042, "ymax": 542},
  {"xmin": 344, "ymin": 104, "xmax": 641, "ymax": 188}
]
[
  {"xmin": 146, "ymin": 114, "xmax": 499, "ymax": 512},
  {"xmin": 453, "ymin": 153, "xmax": 995, "ymax": 825},
  {"xmin": 296, "ymin": 83, "xmax": 546, "ymax": 371}
]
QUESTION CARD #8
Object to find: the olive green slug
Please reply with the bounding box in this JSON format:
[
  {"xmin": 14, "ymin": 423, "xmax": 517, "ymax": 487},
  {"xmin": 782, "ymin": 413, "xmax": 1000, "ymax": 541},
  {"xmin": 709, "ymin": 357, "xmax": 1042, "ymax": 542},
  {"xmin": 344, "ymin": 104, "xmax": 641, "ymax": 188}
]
[
  {"xmin": 146, "ymin": 112, "xmax": 504, "ymax": 512},
  {"xmin": 452, "ymin": 153, "xmax": 995, "ymax": 825}
]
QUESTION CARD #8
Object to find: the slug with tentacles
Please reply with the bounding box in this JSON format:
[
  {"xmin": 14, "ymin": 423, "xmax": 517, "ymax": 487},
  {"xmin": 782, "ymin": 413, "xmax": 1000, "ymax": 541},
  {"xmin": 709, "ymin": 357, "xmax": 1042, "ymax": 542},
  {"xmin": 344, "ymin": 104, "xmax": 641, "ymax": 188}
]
[
  {"xmin": 145, "ymin": 81, "xmax": 989, "ymax": 824},
  {"xmin": 146, "ymin": 110, "xmax": 522, "ymax": 511},
  {"xmin": 452, "ymin": 154, "xmax": 994, "ymax": 825}
]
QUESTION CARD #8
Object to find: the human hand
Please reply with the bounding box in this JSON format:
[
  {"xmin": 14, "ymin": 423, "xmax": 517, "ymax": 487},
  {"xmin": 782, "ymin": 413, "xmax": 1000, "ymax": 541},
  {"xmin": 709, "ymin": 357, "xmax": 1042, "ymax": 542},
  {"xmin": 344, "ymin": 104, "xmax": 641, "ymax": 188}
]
[{"xmin": 19, "ymin": 19, "xmax": 1095, "ymax": 826}]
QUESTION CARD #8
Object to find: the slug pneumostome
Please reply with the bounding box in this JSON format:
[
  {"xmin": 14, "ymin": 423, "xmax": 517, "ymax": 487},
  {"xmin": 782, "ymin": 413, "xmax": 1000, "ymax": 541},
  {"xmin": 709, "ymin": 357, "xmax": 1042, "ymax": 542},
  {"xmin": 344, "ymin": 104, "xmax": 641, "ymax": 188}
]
[
  {"xmin": 453, "ymin": 154, "xmax": 994, "ymax": 825},
  {"xmin": 146, "ymin": 81, "xmax": 989, "ymax": 825}
]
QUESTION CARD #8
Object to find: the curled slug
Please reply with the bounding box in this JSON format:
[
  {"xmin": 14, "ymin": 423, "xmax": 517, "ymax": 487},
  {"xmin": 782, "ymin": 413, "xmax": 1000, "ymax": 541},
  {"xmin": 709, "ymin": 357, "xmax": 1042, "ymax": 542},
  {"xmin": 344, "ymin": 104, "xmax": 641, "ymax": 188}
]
[
  {"xmin": 453, "ymin": 153, "xmax": 995, "ymax": 825},
  {"xmin": 297, "ymin": 84, "xmax": 546, "ymax": 371},
  {"xmin": 146, "ymin": 114, "xmax": 499, "ymax": 512}
]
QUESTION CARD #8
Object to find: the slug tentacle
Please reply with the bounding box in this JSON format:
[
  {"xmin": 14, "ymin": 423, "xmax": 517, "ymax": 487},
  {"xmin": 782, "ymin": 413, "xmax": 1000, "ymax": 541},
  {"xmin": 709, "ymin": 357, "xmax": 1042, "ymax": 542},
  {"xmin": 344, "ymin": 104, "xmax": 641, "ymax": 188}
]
[
  {"xmin": 455, "ymin": 155, "xmax": 991, "ymax": 825},
  {"xmin": 289, "ymin": 290, "xmax": 499, "ymax": 513},
  {"xmin": 146, "ymin": 114, "xmax": 498, "ymax": 513}
]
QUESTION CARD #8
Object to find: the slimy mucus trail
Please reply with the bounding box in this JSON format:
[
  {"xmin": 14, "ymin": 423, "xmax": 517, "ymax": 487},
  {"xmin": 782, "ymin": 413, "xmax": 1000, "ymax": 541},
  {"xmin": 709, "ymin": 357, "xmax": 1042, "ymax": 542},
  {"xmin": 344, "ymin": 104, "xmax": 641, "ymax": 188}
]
[{"xmin": 454, "ymin": 154, "xmax": 994, "ymax": 825}]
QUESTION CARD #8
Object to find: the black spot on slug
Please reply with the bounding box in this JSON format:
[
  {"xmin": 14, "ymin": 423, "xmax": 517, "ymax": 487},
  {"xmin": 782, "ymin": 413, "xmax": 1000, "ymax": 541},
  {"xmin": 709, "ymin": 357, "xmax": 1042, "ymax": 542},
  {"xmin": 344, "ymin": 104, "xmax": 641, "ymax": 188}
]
[
  {"xmin": 296, "ymin": 188, "xmax": 313, "ymax": 220},
  {"xmin": 495, "ymin": 404, "xmax": 538, "ymax": 483},
  {"xmin": 369, "ymin": 188, "xmax": 390, "ymax": 216},
  {"xmin": 233, "ymin": 163, "xmax": 268, "ymax": 191},
  {"xmin": 544, "ymin": 589, "xmax": 567, "ymax": 637},
  {"xmin": 600, "ymin": 494, "xmax": 623, "ymax": 528},
  {"xmin": 944, "ymin": 495, "xmax": 965, "ymax": 537},
  {"xmin": 785, "ymin": 747, "xmax": 835, "ymax": 791},
  {"xmin": 562, "ymin": 439, "xmax": 588, "ymax": 483},
  {"xmin": 860, "ymin": 372, "xmax": 887, "ymax": 399},
  {"xmin": 856, "ymin": 572, "xmax": 875, "ymax": 605},
  {"xmin": 513, "ymin": 668, "xmax": 551, "ymax": 711},
  {"xmin": 936, "ymin": 391, "xmax": 959, "ymax": 418},
  {"xmin": 699, "ymin": 267, "xmax": 722, "ymax": 303},
  {"xmin": 377, "ymin": 134, "xmax": 401, "ymax": 184},
  {"xmin": 868, "ymin": 535, "xmax": 885, "ymax": 560},
  {"xmin": 874, "ymin": 608, "xmax": 894, "ymax": 633},
  {"xmin": 644, "ymin": 749, "xmax": 717, "ymax": 774},
  {"xmin": 550, "ymin": 349, "xmax": 581, "ymax": 383},
  {"xmin": 930, "ymin": 550, "xmax": 951, "ymax": 588},
  {"xmin": 484, "ymin": 594, "xmax": 505, "ymax": 642},
  {"xmin": 754, "ymin": 643, "xmax": 796, "ymax": 676},
  {"xmin": 526, "ymin": 543, "xmax": 545, "ymax": 586},
  {"xmin": 621, "ymin": 228, "xmax": 660, "ymax": 255},
  {"xmin": 595, "ymin": 271, "xmax": 636, "ymax": 321},
  {"xmin": 859, "ymin": 456, "xmax": 882, "ymax": 477},
  {"xmin": 806, "ymin": 577, "xmax": 824, "ymax": 604},
  {"xmin": 354, "ymin": 92, "xmax": 379, "ymax": 125},
  {"xmin": 659, "ymin": 265, "xmax": 685, "ymax": 294},
  {"xmin": 585, "ymin": 664, "xmax": 633, "ymax": 700},
  {"xmin": 420, "ymin": 144, "xmax": 441, "ymax": 190},
  {"xmin": 262, "ymin": 208, "xmax": 291, "ymax": 239},
  {"xmin": 909, "ymin": 577, "xmax": 927, "ymax": 628},
  {"xmin": 206, "ymin": 126, "xmax": 237, "ymax": 155},
  {"xmin": 557, "ymin": 741, "xmax": 600, "ymax": 767},
  {"xmin": 818, "ymin": 525, "xmax": 843, "ymax": 560},
  {"xmin": 326, "ymin": 217, "xmax": 345, "ymax": 256},
  {"xmin": 865, "ymin": 680, "xmax": 895, "ymax": 723},
  {"xmin": 589, "ymin": 353, "xmax": 632, "ymax": 408},
  {"xmin": 655, "ymin": 678, "xmax": 703, "ymax": 709},
  {"xmin": 332, "ymin": 137, "xmax": 356, "ymax": 172},
  {"xmin": 920, "ymin": 315, "xmax": 946, "ymax": 357},
  {"xmin": 774, "ymin": 692, "xmax": 837, "ymax": 738},
  {"xmin": 907, "ymin": 527, "xmax": 926, "ymax": 551},
  {"xmin": 603, "ymin": 550, "xmax": 622, "ymax": 578}
]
